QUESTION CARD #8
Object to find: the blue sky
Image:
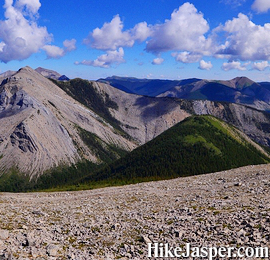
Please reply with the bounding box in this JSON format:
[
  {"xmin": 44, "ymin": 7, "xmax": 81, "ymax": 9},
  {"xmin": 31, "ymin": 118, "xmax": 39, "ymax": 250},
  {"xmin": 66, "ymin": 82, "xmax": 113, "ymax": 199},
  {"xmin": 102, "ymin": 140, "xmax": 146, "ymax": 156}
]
[{"xmin": 1, "ymin": 0, "xmax": 270, "ymax": 81}]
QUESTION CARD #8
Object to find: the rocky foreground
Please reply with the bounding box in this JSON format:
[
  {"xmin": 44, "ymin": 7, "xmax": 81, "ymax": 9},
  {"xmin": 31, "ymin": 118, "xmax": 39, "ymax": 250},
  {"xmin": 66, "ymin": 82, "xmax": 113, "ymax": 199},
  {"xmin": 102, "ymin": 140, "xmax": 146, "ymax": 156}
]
[{"xmin": 1, "ymin": 164, "xmax": 270, "ymax": 259}]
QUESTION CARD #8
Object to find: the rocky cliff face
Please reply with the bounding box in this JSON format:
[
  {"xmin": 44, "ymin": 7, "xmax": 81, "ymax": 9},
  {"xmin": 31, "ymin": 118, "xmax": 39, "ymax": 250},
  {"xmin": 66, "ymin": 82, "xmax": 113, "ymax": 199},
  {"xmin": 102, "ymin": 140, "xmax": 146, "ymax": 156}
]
[{"xmin": 0, "ymin": 67, "xmax": 136, "ymax": 177}]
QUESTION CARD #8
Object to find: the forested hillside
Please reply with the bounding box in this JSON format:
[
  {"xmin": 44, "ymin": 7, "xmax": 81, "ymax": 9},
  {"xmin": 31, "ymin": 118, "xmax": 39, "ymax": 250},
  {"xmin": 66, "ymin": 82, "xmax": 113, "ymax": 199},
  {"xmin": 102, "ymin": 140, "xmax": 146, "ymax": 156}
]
[{"xmin": 81, "ymin": 115, "xmax": 270, "ymax": 187}]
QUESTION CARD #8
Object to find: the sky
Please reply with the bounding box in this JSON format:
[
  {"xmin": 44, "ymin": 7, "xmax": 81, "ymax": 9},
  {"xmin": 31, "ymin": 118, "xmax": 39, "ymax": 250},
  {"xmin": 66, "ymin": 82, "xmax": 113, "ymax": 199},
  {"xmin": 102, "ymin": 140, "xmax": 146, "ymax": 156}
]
[{"xmin": 2, "ymin": 0, "xmax": 270, "ymax": 81}]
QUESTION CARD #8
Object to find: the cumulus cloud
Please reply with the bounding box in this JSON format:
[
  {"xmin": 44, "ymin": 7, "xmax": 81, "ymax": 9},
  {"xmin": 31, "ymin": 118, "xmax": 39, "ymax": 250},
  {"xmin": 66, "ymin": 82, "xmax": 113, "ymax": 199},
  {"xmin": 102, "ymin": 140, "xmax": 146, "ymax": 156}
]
[
  {"xmin": 171, "ymin": 51, "xmax": 202, "ymax": 63},
  {"xmin": 42, "ymin": 39, "xmax": 76, "ymax": 59},
  {"xmin": 0, "ymin": 0, "xmax": 75, "ymax": 62},
  {"xmin": 146, "ymin": 3, "xmax": 211, "ymax": 54},
  {"xmin": 221, "ymin": 61, "xmax": 248, "ymax": 71},
  {"xmin": 84, "ymin": 15, "xmax": 150, "ymax": 51},
  {"xmin": 42, "ymin": 45, "xmax": 64, "ymax": 59},
  {"xmin": 0, "ymin": 0, "xmax": 51, "ymax": 62},
  {"xmin": 215, "ymin": 13, "xmax": 270, "ymax": 61},
  {"xmin": 81, "ymin": 3, "xmax": 214, "ymax": 68},
  {"xmin": 15, "ymin": 0, "xmax": 41, "ymax": 15},
  {"xmin": 81, "ymin": 2, "xmax": 270, "ymax": 69},
  {"xmin": 63, "ymin": 39, "xmax": 77, "ymax": 52},
  {"xmin": 86, "ymin": 15, "xmax": 133, "ymax": 50},
  {"xmin": 152, "ymin": 57, "xmax": 164, "ymax": 65},
  {"xmin": 131, "ymin": 22, "xmax": 151, "ymax": 42},
  {"xmin": 252, "ymin": 61, "xmax": 269, "ymax": 71},
  {"xmin": 75, "ymin": 47, "xmax": 125, "ymax": 68},
  {"xmin": 82, "ymin": 15, "xmax": 150, "ymax": 68},
  {"xmin": 252, "ymin": 0, "xmax": 270, "ymax": 13},
  {"xmin": 199, "ymin": 60, "xmax": 213, "ymax": 70}
]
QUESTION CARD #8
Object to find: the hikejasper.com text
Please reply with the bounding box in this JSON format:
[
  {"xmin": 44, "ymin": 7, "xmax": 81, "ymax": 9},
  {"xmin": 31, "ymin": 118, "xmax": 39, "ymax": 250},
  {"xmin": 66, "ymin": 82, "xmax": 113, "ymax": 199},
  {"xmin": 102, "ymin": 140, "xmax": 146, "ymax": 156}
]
[{"xmin": 148, "ymin": 243, "xmax": 269, "ymax": 259}]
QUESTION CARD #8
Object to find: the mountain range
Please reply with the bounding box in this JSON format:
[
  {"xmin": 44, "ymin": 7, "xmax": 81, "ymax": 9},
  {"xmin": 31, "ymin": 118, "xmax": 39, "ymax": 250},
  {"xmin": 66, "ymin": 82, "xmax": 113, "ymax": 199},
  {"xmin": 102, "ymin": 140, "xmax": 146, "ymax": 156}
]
[
  {"xmin": 100, "ymin": 76, "xmax": 270, "ymax": 111},
  {"xmin": 1, "ymin": 67, "xmax": 270, "ymax": 191}
]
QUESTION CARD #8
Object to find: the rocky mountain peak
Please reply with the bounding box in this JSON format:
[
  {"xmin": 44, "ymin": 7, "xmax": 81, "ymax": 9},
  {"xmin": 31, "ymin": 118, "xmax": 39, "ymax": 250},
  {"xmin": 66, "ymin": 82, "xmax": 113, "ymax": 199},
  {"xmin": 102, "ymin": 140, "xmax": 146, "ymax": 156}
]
[
  {"xmin": 229, "ymin": 76, "xmax": 256, "ymax": 89},
  {"xmin": 0, "ymin": 66, "xmax": 136, "ymax": 178}
]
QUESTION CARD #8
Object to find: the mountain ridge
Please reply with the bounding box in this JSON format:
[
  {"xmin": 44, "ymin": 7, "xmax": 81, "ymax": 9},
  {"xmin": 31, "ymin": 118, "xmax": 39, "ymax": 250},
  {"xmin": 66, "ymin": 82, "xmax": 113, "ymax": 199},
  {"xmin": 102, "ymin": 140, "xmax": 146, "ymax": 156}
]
[{"xmin": 100, "ymin": 75, "xmax": 270, "ymax": 111}]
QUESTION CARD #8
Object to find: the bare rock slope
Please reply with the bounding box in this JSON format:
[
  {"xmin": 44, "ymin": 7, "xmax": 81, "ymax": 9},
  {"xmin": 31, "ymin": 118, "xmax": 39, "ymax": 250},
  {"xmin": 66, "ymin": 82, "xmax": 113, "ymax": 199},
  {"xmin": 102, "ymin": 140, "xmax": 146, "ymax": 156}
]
[{"xmin": 0, "ymin": 67, "xmax": 136, "ymax": 177}]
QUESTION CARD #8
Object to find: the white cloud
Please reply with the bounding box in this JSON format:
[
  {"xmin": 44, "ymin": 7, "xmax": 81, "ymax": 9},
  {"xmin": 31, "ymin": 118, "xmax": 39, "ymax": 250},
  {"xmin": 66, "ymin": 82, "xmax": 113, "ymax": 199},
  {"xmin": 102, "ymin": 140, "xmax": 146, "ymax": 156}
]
[
  {"xmin": 75, "ymin": 47, "xmax": 125, "ymax": 68},
  {"xmin": 15, "ymin": 0, "xmax": 41, "ymax": 15},
  {"xmin": 152, "ymin": 57, "xmax": 164, "ymax": 65},
  {"xmin": 0, "ymin": 0, "xmax": 74, "ymax": 62},
  {"xmin": 82, "ymin": 15, "xmax": 151, "ymax": 68},
  {"xmin": 172, "ymin": 51, "xmax": 202, "ymax": 63},
  {"xmin": 88, "ymin": 15, "xmax": 133, "ymax": 50},
  {"xmin": 131, "ymin": 22, "xmax": 151, "ymax": 42},
  {"xmin": 42, "ymin": 45, "xmax": 64, "ymax": 59},
  {"xmin": 215, "ymin": 13, "xmax": 270, "ymax": 61},
  {"xmin": 221, "ymin": 61, "xmax": 248, "ymax": 71},
  {"xmin": 81, "ymin": 2, "xmax": 270, "ymax": 69},
  {"xmin": 252, "ymin": 0, "xmax": 270, "ymax": 13},
  {"xmin": 84, "ymin": 15, "xmax": 150, "ymax": 51},
  {"xmin": 82, "ymin": 3, "xmax": 213, "ymax": 68},
  {"xmin": 63, "ymin": 39, "xmax": 77, "ymax": 52},
  {"xmin": 0, "ymin": 0, "xmax": 51, "ymax": 62},
  {"xmin": 43, "ymin": 39, "xmax": 77, "ymax": 59},
  {"xmin": 146, "ymin": 3, "xmax": 211, "ymax": 54},
  {"xmin": 252, "ymin": 61, "xmax": 269, "ymax": 71},
  {"xmin": 199, "ymin": 60, "xmax": 213, "ymax": 70}
]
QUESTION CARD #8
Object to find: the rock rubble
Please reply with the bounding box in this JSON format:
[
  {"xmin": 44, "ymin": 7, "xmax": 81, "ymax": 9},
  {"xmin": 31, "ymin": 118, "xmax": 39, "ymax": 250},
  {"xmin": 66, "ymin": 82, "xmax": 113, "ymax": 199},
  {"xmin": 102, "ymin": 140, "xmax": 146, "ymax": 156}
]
[{"xmin": 1, "ymin": 164, "xmax": 270, "ymax": 259}]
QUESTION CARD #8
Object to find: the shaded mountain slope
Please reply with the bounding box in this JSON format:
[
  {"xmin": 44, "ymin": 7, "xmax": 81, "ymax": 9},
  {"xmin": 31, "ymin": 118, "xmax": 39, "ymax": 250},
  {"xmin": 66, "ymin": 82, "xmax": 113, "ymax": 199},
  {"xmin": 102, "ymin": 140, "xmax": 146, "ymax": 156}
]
[
  {"xmin": 76, "ymin": 81, "xmax": 192, "ymax": 144},
  {"xmin": 81, "ymin": 115, "xmax": 270, "ymax": 187}
]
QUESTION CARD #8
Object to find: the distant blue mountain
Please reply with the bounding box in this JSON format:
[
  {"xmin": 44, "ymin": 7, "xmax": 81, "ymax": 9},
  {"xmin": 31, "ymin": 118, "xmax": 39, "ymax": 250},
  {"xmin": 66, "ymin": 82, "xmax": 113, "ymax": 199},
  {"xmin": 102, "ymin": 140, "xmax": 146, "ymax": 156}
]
[
  {"xmin": 97, "ymin": 76, "xmax": 201, "ymax": 97},
  {"xmin": 98, "ymin": 76, "xmax": 270, "ymax": 111}
]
